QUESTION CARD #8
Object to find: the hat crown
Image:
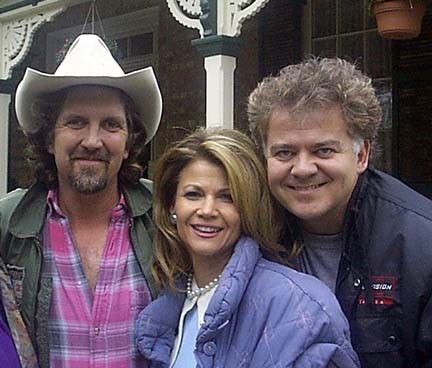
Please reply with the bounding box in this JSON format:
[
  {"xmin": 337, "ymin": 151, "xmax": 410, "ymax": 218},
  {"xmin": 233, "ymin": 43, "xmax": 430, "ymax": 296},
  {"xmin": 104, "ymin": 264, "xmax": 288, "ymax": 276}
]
[
  {"xmin": 55, "ymin": 34, "xmax": 124, "ymax": 77},
  {"xmin": 15, "ymin": 34, "xmax": 162, "ymax": 143}
]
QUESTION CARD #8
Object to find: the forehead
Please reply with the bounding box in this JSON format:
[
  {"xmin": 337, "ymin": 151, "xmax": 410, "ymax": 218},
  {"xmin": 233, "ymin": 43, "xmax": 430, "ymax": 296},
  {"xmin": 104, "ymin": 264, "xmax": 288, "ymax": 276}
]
[
  {"xmin": 178, "ymin": 159, "xmax": 227, "ymax": 185},
  {"xmin": 61, "ymin": 85, "xmax": 126, "ymax": 111},
  {"xmin": 267, "ymin": 105, "xmax": 351, "ymax": 144}
]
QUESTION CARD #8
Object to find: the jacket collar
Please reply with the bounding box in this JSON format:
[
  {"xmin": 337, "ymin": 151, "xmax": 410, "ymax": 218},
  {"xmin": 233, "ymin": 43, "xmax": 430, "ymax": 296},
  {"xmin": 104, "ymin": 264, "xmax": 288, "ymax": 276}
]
[
  {"xmin": 8, "ymin": 183, "xmax": 49, "ymax": 238},
  {"xmin": 122, "ymin": 178, "xmax": 152, "ymax": 218},
  {"xmin": 8, "ymin": 180, "xmax": 152, "ymax": 238},
  {"xmin": 339, "ymin": 169, "xmax": 372, "ymax": 284},
  {"xmin": 342, "ymin": 169, "xmax": 370, "ymax": 256}
]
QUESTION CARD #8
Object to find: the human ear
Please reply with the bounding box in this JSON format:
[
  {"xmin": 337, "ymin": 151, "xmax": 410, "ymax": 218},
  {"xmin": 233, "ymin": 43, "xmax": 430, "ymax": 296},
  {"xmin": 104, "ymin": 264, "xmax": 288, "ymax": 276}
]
[{"xmin": 357, "ymin": 140, "xmax": 370, "ymax": 174}]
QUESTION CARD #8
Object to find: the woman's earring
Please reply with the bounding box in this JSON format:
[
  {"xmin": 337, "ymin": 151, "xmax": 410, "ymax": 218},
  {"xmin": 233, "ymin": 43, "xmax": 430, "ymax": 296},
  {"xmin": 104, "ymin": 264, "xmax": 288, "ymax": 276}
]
[{"xmin": 170, "ymin": 213, "xmax": 177, "ymax": 225}]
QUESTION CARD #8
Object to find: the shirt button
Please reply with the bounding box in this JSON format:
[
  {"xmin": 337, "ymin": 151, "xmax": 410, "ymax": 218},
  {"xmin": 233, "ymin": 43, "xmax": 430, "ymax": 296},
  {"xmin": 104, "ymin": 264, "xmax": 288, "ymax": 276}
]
[
  {"xmin": 353, "ymin": 278, "xmax": 361, "ymax": 287},
  {"xmin": 203, "ymin": 341, "xmax": 217, "ymax": 356},
  {"xmin": 94, "ymin": 327, "xmax": 100, "ymax": 336}
]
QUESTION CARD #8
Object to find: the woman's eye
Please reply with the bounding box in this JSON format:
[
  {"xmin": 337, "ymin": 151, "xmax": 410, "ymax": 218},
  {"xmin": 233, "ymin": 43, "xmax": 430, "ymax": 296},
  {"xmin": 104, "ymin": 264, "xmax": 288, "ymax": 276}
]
[
  {"xmin": 219, "ymin": 192, "xmax": 233, "ymax": 203},
  {"xmin": 184, "ymin": 191, "xmax": 201, "ymax": 199}
]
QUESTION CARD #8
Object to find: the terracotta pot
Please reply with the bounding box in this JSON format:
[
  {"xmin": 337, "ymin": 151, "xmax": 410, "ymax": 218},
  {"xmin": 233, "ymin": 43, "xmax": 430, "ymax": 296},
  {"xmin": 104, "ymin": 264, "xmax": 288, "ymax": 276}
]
[{"xmin": 373, "ymin": 0, "xmax": 427, "ymax": 39}]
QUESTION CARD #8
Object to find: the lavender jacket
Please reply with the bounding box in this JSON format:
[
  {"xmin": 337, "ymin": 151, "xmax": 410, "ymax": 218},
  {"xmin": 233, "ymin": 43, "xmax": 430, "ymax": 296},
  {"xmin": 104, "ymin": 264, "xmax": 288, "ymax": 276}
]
[{"xmin": 136, "ymin": 237, "xmax": 360, "ymax": 368}]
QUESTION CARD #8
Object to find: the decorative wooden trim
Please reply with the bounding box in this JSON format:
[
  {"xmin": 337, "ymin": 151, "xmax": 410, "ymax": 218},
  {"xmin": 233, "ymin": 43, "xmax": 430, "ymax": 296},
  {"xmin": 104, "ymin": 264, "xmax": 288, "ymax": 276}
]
[
  {"xmin": 0, "ymin": 0, "xmax": 68, "ymax": 79},
  {"xmin": 166, "ymin": 0, "xmax": 204, "ymax": 37},
  {"xmin": 166, "ymin": 0, "xmax": 271, "ymax": 38}
]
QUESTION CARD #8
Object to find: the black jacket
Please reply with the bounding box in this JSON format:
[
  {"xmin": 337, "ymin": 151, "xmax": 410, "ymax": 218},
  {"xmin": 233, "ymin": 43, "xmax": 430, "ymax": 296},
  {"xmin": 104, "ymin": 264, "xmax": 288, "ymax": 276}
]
[{"xmin": 283, "ymin": 168, "xmax": 432, "ymax": 368}]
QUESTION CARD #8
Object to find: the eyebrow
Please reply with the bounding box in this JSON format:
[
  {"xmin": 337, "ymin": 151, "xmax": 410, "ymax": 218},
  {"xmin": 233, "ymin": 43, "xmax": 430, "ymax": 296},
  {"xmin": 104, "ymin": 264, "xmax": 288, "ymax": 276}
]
[
  {"xmin": 312, "ymin": 140, "xmax": 343, "ymax": 150},
  {"xmin": 218, "ymin": 187, "xmax": 231, "ymax": 193},
  {"xmin": 181, "ymin": 184, "xmax": 231, "ymax": 193},
  {"xmin": 58, "ymin": 113, "xmax": 127, "ymax": 124},
  {"xmin": 57, "ymin": 113, "xmax": 82, "ymax": 120},
  {"xmin": 268, "ymin": 143, "xmax": 294, "ymax": 152},
  {"xmin": 103, "ymin": 115, "xmax": 128, "ymax": 126},
  {"xmin": 267, "ymin": 140, "xmax": 343, "ymax": 154},
  {"xmin": 55, "ymin": 114, "xmax": 85, "ymax": 126}
]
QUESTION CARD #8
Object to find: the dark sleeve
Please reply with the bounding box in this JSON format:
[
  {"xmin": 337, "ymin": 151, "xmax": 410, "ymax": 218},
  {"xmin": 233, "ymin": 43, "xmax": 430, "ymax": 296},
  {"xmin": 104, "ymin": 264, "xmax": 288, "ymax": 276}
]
[{"xmin": 418, "ymin": 293, "xmax": 432, "ymax": 367}]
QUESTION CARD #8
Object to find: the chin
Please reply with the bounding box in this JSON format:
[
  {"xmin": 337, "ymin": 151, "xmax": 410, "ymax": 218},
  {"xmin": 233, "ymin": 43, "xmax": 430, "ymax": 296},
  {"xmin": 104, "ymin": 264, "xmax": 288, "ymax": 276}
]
[{"xmin": 291, "ymin": 208, "xmax": 326, "ymax": 222}]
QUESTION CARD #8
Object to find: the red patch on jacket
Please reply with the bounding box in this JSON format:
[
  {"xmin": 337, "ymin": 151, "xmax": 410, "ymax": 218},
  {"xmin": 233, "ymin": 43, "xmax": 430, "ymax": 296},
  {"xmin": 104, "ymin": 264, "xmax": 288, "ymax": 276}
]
[{"xmin": 358, "ymin": 276, "xmax": 396, "ymax": 305}]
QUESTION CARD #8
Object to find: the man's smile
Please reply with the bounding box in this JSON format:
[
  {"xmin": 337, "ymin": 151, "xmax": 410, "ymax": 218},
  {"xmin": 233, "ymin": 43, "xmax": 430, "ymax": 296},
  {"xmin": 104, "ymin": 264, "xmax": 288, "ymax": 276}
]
[{"xmin": 287, "ymin": 183, "xmax": 327, "ymax": 191}]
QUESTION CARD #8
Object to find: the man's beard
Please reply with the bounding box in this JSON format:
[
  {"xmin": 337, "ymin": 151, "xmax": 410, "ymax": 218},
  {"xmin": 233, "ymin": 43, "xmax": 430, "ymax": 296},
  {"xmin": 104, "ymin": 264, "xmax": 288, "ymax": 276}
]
[
  {"xmin": 68, "ymin": 165, "xmax": 108, "ymax": 194},
  {"xmin": 68, "ymin": 149, "xmax": 112, "ymax": 194}
]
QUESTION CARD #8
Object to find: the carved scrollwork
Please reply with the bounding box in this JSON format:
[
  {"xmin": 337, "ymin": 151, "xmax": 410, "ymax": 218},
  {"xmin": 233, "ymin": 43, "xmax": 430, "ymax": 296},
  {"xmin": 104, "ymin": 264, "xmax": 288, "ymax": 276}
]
[
  {"xmin": 235, "ymin": 0, "xmax": 255, "ymax": 7},
  {"xmin": 1, "ymin": 6, "xmax": 65, "ymax": 80},
  {"xmin": 177, "ymin": 0, "xmax": 201, "ymax": 16},
  {"xmin": 4, "ymin": 20, "xmax": 27, "ymax": 60},
  {"xmin": 227, "ymin": 0, "xmax": 271, "ymax": 37},
  {"xmin": 166, "ymin": 0, "xmax": 204, "ymax": 37},
  {"xmin": 166, "ymin": 0, "xmax": 270, "ymax": 38}
]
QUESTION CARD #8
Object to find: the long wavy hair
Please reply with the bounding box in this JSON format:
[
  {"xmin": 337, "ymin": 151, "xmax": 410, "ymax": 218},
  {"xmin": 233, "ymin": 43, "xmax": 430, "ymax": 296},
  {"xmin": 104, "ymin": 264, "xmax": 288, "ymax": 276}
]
[
  {"xmin": 151, "ymin": 128, "xmax": 291, "ymax": 290},
  {"xmin": 25, "ymin": 85, "xmax": 147, "ymax": 188}
]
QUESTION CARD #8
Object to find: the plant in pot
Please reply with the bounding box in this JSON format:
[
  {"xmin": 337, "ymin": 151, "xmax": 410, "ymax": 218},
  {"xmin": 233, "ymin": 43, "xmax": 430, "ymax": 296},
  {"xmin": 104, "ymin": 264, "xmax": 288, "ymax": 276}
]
[{"xmin": 367, "ymin": 0, "xmax": 428, "ymax": 39}]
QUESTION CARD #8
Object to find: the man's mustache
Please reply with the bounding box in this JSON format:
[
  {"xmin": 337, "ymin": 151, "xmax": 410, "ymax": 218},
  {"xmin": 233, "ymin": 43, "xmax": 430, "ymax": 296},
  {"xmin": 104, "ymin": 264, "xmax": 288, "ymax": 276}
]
[{"xmin": 70, "ymin": 150, "xmax": 110, "ymax": 162}]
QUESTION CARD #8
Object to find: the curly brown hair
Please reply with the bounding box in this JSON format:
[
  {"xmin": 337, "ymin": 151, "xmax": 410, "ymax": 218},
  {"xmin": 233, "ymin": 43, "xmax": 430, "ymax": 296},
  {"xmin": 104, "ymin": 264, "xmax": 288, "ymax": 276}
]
[
  {"xmin": 25, "ymin": 85, "xmax": 147, "ymax": 188},
  {"xmin": 248, "ymin": 57, "xmax": 382, "ymax": 152}
]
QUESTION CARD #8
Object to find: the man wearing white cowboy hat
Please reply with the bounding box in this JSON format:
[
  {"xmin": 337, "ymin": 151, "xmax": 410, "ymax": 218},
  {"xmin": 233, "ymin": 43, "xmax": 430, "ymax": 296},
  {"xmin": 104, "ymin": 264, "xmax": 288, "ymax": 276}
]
[{"xmin": 0, "ymin": 34, "xmax": 162, "ymax": 368}]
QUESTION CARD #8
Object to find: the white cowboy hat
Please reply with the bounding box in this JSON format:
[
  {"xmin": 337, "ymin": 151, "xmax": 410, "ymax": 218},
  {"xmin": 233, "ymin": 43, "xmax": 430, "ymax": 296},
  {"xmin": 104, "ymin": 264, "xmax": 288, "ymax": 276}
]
[{"xmin": 15, "ymin": 34, "xmax": 162, "ymax": 144}]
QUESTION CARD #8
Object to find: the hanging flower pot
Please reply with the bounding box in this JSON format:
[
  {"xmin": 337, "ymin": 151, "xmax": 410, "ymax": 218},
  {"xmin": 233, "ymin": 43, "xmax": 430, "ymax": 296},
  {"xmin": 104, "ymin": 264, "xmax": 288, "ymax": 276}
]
[{"xmin": 372, "ymin": 0, "xmax": 427, "ymax": 39}]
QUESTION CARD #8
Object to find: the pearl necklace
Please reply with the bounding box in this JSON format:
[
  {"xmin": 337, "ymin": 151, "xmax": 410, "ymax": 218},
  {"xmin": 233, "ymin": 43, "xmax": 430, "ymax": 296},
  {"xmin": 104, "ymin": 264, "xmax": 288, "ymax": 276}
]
[{"xmin": 186, "ymin": 273, "xmax": 221, "ymax": 300}]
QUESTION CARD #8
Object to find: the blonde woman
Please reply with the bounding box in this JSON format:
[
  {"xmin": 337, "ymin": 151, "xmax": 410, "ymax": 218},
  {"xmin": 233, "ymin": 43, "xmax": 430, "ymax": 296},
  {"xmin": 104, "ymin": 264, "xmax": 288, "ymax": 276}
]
[{"xmin": 136, "ymin": 128, "xmax": 359, "ymax": 368}]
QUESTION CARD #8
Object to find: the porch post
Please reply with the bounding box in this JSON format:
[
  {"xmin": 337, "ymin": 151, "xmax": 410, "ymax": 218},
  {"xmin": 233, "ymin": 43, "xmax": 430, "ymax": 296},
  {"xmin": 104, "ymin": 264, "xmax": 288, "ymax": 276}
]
[
  {"xmin": 166, "ymin": 0, "xmax": 271, "ymax": 128},
  {"xmin": 0, "ymin": 93, "xmax": 10, "ymax": 197}
]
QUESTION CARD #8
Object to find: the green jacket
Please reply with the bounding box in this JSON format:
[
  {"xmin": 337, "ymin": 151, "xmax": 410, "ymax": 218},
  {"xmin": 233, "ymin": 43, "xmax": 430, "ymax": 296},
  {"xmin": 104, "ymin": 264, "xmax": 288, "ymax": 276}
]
[{"xmin": 0, "ymin": 179, "xmax": 156, "ymax": 368}]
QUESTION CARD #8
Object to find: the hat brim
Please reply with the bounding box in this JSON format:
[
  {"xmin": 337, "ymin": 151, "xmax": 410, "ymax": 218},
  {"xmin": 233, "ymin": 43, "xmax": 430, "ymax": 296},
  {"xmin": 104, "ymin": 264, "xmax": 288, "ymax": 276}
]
[{"xmin": 15, "ymin": 67, "xmax": 162, "ymax": 144}]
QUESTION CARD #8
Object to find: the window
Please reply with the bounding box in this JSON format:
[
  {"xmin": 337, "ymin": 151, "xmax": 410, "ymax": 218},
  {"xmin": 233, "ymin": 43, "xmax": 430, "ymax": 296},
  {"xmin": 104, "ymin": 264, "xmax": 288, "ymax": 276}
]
[
  {"xmin": 47, "ymin": 7, "xmax": 159, "ymax": 73},
  {"xmin": 306, "ymin": 0, "xmax": 393, "ymax": 173},
  {"xmin": 116, "ymin": 33, "xmax": 154, "ymax": 59}
]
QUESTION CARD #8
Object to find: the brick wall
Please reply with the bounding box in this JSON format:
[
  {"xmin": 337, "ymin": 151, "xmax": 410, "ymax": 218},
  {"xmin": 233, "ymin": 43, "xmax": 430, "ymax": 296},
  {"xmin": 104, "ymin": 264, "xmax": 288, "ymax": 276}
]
[
  {"xmin": 393, "ymin": 5, "xmax": 432, "ymax": 197},
  {"xmin": 258, "ymin": 0, "xmax": 304, "ymax": 79}
]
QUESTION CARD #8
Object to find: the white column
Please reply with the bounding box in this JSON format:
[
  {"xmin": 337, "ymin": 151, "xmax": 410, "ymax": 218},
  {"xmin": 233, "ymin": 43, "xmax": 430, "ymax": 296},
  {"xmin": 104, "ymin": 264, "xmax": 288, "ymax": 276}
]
[
  {"xmin": 167, "ymin": 0, "xmax": 271, "ymax": 130},
  {"xmin": 0, "ymin": 93, "xmax": 10, "ymax": 197},
  {"xmin": 204, "ymin": 54, "xmax": 236, "ymax": 128}
]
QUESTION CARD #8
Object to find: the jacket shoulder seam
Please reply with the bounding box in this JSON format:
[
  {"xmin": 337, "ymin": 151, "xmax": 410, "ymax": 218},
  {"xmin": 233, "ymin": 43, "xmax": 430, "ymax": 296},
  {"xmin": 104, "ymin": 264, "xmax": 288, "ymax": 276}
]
[{"xmin": 370, "ymin": 191, "xmax": 432, "ymax": 222}]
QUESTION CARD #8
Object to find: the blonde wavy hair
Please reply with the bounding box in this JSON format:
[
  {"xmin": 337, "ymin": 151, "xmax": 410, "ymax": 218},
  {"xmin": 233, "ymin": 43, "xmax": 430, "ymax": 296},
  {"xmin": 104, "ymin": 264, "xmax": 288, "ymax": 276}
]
[{"xmin": 152, "ymin": 128, "xmax": 290, "ymax": 290}]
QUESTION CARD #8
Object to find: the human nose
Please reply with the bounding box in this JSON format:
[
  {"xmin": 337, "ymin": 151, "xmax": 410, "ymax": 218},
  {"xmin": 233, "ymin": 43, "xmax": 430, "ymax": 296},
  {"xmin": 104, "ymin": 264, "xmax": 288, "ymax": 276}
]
[
  {"xmin": 80, "ymin": 123, "xmax": 103, "ymax": 150},
  {"xmin": 290, "ymin": 152, "xmax": 318, "ymax": 178},
  {"xmin": 197, "ymin": 196, "xmax": 217, "ymax": 217}
]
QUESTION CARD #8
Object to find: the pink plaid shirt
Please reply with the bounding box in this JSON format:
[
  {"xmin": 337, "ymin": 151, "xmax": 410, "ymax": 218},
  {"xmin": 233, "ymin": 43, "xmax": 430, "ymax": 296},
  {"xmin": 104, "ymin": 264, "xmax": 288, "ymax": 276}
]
[{"xmin": 43, "ymin": 190, "xmax": 151, "ymax": 368}]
